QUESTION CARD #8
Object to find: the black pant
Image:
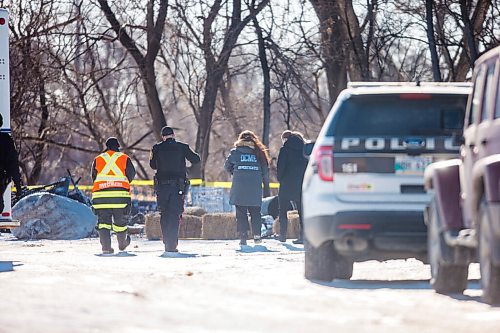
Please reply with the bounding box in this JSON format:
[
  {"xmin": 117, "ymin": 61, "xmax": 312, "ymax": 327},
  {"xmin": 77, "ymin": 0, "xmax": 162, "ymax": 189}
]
[
  {"xmin": 96, "ymin": 207, "xmax": 128, "ymax": 251},
  {"xmin": 0, "ymin": 177, "xmax": 8, "ymax": 213},
  {"xmin": 157, "ymin": 183, "xmax": 184, "ymax": 251},
  {"xmin": 278, "ymin": 194, "xmax": 303, "ymax": 240},
  {"xmin": 235, "ymin": 205, "xmax": 261, "ymax": 237}
]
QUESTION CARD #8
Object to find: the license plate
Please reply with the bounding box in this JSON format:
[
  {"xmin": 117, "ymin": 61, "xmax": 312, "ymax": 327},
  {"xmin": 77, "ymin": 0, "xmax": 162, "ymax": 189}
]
[{"xmin": 395, "ymin": 156, "xmax": 433, "ymax": 175}]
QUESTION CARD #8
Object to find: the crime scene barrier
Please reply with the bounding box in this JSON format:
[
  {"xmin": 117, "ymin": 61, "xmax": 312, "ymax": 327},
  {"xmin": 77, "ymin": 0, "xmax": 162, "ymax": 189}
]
[{"xmin": 16, "ymin": 179, "xmax": 280, "ymax": 214}]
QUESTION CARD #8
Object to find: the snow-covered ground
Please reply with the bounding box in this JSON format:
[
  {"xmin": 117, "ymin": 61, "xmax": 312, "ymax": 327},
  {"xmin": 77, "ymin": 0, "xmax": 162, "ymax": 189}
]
[{"xmin": 0, "ymin": 234, "xmax": 499, "ymax": 333}]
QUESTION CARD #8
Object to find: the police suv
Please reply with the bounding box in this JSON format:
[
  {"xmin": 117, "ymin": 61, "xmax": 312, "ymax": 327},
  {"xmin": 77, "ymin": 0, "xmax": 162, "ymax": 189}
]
[{"xmin": 302, "ymin": 82, "xmax": 471, "ymax": 281}]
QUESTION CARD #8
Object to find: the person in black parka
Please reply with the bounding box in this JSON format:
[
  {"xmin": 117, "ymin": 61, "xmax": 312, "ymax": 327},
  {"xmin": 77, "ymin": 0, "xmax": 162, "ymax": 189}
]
[
  {"xmin": 277, "ymin": 130, "xmax": 308, "ymax": 243},
  {"xmin": 224, "ymin": 130, "xmax": 270, "ymax": 245},
  {"xmin": 0, "ymin": 114, "xmax": 23, "ymax": 213}
]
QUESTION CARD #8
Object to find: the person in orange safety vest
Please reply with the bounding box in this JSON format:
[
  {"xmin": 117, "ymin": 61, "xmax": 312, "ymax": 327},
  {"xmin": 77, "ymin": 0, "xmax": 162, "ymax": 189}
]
[{"xmin": 91, "ymin": 137, "xmax": 136, "ymax": 255}]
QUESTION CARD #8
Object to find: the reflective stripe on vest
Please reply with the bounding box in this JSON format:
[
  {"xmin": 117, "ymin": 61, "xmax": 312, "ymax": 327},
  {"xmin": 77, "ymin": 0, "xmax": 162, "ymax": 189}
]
[
  {"xmin": 92, "ymin": 151, "xmax": 131, "ymax": 192},
  {"xmin": 92, "ymin": 191, "xmax": 131, "ymax": 199},
  {"xmin": 93, "ymin": 203, "xmax": 129, "ymax": 209}
]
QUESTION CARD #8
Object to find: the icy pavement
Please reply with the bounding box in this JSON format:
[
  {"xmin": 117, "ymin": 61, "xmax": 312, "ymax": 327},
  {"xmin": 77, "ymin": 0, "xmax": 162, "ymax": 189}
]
[{"xmin": 0, "ymin": 234, "xmax": 499, "ymax": 333}]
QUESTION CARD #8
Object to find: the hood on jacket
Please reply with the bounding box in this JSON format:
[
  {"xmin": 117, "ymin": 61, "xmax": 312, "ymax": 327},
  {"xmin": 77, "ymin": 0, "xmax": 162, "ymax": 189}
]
[{"xmin": 284, "ymin": 135, "xmax": 304, "ymax": 150}]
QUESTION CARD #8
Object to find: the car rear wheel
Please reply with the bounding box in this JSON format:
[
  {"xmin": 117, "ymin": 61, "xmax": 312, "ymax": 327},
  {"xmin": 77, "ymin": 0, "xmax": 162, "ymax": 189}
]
[
  {"xmin": 305, "ymin": 239, "xmax": 353, "ymax": 281},
  {"xmin": 479, "ymin": 199, "xmax": 500, "ymax": 304},
  {"xmin": 428, "ymin": 199, "xmax": 468, "ymax": 294}
]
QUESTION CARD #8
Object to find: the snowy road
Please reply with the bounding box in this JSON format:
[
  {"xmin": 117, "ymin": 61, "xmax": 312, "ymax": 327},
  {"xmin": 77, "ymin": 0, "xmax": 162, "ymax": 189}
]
[{"xmin": 1, "ymin": 235, "xmax": 499, "ymax": 333}]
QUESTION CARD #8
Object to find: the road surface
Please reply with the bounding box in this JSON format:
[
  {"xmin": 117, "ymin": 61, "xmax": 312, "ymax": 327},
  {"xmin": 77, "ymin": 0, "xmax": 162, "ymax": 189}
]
[{"xmin": 1, "ymin": 234, "xmax": 499, "ymax": 333}]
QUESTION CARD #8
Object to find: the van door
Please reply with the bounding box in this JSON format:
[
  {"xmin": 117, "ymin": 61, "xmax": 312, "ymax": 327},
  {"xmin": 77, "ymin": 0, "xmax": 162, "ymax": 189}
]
[
  {"xmin": 462, "ymin": 65, "xmax": 487, "ymax": 227},
  {"xmin": 477, "ymin": 60, "xmax": 500, "ymax": 158}
]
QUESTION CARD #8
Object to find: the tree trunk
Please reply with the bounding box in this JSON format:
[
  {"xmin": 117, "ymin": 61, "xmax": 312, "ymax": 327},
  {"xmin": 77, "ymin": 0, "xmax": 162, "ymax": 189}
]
[
  {"xmin": 426, "ymin": 0, "xmax": 442, "ymax": 81},
  {"xmin": 337, "ymin": 0, "xmax": 370, "ymax": 81},
  {"xmin": 454, "ymin": 0, "xmax": 491, "ymax": 80},
  {"xmin": 253, "ymin": 18, "xmax": 271, "ymax": 149},
  {"xmin": 196, "ymin": 70, "xmax": 221, "ymax": 179},
  {"xmin": 194, "ymin": 0, "xmax": 270, "ymax": 178},
  {"xmin": 459, "ymin": 0, "xmax": 478, "ymax": 68},
  {"xmin": 309, "ymin": 0, "xmax": 348, "ymax": 106},
  {"xmin": 97, "ymin": 0, "xmax": 168, "ymax": 141},
  {"xmin": 142, "ymin": 64, "xmax": 166, "ymax": 139},
  {"xmin": 220, "ymin": 76, "xmax": 242, "ymax": 137},
  {"xmin": 29, "ymin": 76, "xmax": 49, "ymax": 184}
]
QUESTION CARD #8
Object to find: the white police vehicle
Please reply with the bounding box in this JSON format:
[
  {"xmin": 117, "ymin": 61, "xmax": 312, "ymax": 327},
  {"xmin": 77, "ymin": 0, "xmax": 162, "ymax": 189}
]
[{"xmin": 302, "ymin": 82, "xmax": 471, "ymax": 281}]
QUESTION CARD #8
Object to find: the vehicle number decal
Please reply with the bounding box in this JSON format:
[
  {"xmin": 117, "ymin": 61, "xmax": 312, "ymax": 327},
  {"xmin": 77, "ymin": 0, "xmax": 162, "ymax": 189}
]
[{"xmin": 341, "ymin": 163, "xmax": 358, "ymax": 173}]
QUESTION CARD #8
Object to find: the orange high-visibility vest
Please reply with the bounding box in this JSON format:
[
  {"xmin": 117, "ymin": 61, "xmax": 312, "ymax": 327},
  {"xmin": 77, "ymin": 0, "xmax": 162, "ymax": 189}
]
[{"xmin": 92, "ymin": 151, "xmax": 131, "ymax": 192}]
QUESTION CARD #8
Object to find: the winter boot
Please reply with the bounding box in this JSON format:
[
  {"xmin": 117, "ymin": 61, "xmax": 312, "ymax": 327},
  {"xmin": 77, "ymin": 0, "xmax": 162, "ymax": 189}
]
[
  {"xmin": 98, "ymin": 228, "xmax": 113, "ymax": 254},
  {"xmin": 239, "ymin": 232, "xmax": 247, "ymax": 246},
  {"xmin": 117, "ymin": 232, "xmax": 131, "ymax": 251}
]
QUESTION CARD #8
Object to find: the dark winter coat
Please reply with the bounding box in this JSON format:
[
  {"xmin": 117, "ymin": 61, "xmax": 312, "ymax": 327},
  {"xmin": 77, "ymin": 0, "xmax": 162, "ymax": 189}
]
[
  {"xmin": 277, "ymin": 135, "xmax": 308, "ymax": 199},
  {"xmin": 0, "ymin": 132, "xmax": 22, "ymax": 191},
  {"xmin": 224, "ymin": 141, "xmax": 270, "ymax": 207},
  {"xmin": 149, "ymin": 138, "xmax": 201, "ymax": 180}
]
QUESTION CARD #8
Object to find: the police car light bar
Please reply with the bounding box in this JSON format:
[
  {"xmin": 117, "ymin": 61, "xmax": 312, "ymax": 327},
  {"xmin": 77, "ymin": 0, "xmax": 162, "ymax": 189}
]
[{"xmin": 347, "ymin": 82, "xmax": 472, "ymax": 88}]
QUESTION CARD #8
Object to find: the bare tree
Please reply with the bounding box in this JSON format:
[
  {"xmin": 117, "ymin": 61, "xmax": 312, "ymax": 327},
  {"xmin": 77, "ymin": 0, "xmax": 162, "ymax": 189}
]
[
  {"xmin": 172, "ymin": 0, "xmax": 270, "ymax": 177},
  {"xmin": 426, "ymin": 0, "xmax": 442, "ymax": 81},
  {"xmin": 97, "ymin": 0, "xmax": 169, "ymax": 140}
]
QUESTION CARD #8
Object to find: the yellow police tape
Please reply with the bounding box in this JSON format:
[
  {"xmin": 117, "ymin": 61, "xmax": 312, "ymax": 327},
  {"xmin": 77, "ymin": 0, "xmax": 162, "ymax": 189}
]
[{"xmin": 14, "ymin": 179, "xmax": 280, "ymax": 191}]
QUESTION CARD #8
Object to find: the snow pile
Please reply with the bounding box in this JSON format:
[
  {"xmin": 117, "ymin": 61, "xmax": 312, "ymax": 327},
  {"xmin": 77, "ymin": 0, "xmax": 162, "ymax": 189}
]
[{"xmin": 12, "ymin": 192, "xmax": 96, "ymax": 240}]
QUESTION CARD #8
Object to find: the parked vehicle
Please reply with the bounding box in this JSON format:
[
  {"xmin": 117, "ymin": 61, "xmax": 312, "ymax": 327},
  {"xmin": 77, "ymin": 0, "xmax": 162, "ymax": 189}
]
[
  {"xmin": 12, "ymin": 170, "xmax": 91, "ymax": 207},
  {"xmin": 302, "ymin": 82, "xmax": 471, "ymax": 281},
  {"xmin": 424, "ymin": 46, "xmax": 500, "ymax": 304},
  {"xmin": 0, "ymin": 8, "xmax": 16, "ymax": 229}
]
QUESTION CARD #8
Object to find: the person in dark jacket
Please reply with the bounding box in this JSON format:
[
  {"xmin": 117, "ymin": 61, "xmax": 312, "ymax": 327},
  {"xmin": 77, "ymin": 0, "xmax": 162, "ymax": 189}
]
[
  {"xmin": 0, "ymin": 114, "xmax": 23, "ymax": 213},
  {"xmin": 224, "ymin": 130, "xmax": 270, "ymax": 245},
  {"xmin": 150, "ymin": 126, "xmax": 201, "ymax": 253},
  {"xmin": 277, "ymin": 130, "xmax": 308, "ymax": 244}
]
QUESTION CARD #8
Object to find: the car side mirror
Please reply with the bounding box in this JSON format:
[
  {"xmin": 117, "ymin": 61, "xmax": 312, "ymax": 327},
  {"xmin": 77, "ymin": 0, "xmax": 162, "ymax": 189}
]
[{"xmin": 304, "ymin": 142, "xmax": 315, "ymax": 157}]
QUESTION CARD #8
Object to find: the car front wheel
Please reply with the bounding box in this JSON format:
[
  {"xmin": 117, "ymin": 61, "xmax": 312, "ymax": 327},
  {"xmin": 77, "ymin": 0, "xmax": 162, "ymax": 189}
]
[
  {"xmin": 305, "ymin": 239, "xmax": 353, "ymax": 281},
  {"xmin": 479, "ymin": 199, "xmax": 500, "ymax": 304},
  {"xmin": 428, "ymin": 199, "xmax": 468, "ymax": 294}
]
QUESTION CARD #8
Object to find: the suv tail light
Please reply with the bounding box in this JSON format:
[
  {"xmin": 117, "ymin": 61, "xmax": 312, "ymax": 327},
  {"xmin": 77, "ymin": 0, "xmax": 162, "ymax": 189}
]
[{"xmin": 315, "ymin": 145, "xmax": 334, "ymax": 181}]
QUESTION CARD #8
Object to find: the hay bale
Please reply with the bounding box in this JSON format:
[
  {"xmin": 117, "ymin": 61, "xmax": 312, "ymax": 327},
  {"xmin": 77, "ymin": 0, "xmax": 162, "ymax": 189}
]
[
  {"xmin": 272, "ymin": 210, "xmax": 301, "ymax": 239},
  {"xmin": 179, "ymin": 214, "xmax": 202, "ymax": 239},
  {"xmin": 202, "ymin": 213, "xmax": 252, "ymax": 240},
  {"xmin": 184, "ymin": 206, "xmax": 207, "ymax": 217},
  {"xmin": 144, "ymin": 212, "xmax": 162, "ymax": 240}
]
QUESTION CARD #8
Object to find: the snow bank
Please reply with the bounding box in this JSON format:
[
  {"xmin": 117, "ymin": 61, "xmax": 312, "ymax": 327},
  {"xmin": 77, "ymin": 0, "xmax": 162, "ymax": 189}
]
[{"xmin": 12, "ymin": 192, "xmax": 96, "ymax": 240}]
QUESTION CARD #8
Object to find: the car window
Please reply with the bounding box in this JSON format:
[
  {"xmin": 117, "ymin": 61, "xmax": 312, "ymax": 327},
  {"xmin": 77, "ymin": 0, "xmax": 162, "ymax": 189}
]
[
  {"xmin": 328, "ymin": 94, "xmax": 467, "ymax": 136},
  {"xmin": 481, "ymin": 64, "xmax": 496, "ymax": 122},
  {"xmin": 469, "ymin": 67, "xmax": 486, "ymax": 125}
]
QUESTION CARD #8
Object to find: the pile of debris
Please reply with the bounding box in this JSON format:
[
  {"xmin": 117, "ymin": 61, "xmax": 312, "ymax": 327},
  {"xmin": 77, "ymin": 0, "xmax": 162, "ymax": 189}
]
[
  {"xmin": 12, "ymin": 173, "xmax": 95, "ymax": 240},
  {"xmin": 13, "ymin": 192, "xmax": 96, "ymax": 240}
]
